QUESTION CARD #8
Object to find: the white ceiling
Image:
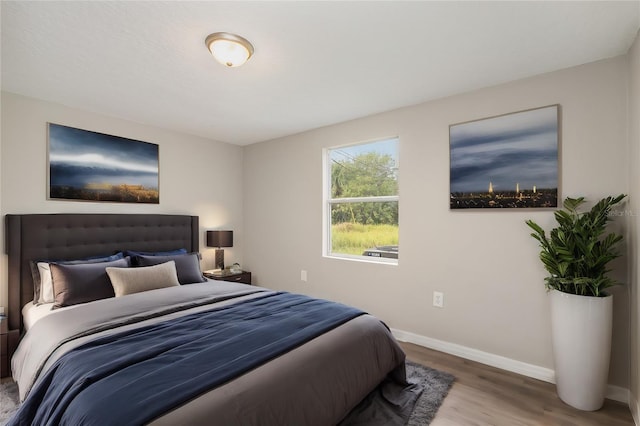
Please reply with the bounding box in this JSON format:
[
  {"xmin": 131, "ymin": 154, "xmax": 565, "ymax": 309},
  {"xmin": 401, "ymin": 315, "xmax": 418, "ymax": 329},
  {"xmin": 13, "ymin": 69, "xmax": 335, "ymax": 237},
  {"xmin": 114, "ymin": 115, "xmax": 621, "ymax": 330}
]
[{"xmin": 2, "ymin": 1, "xmax": 639, "ymax": 146}]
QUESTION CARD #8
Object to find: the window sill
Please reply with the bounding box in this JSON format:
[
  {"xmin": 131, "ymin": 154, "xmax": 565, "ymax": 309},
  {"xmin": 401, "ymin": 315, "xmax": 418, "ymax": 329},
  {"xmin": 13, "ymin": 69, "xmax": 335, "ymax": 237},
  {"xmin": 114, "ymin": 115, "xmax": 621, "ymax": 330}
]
[{"xmin": 323, "ymin": 253, "xmax": 398, "ymax": 266}]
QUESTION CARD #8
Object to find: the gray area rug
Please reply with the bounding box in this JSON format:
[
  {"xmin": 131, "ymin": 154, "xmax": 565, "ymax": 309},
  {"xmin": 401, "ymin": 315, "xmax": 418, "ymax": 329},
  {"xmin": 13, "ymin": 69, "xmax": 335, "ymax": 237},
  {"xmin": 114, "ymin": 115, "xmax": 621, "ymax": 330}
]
[
  {"xmin": 406, "ymin": 361, "xmax": 455, "ymax": 425},
  {"xmin": 0, "ymin": 380, "xmax": 18, "ymax": 426},
  {"xmin": 340, "ymin": 360, "xmax": 455, "ymax": 425},
  {"xmin": 0, "ymin": 361, "xmax": 454, "ymax": 425}
]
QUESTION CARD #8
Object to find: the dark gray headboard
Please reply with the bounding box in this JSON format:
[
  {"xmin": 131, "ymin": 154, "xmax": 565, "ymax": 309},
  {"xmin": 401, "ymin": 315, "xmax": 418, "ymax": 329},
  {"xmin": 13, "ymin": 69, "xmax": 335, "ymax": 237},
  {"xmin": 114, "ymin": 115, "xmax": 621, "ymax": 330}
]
[{"xmin": 5, "ymin": 214, "xmax": 199, "ymax": 334}]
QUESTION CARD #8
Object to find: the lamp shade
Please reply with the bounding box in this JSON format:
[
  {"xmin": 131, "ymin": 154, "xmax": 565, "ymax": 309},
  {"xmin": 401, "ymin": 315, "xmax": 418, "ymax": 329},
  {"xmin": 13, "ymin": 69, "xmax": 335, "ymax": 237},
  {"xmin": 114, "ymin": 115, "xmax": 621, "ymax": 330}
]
[{"xmin": 207, "ymin": 230, "xmax": 233, "ymax": 248}]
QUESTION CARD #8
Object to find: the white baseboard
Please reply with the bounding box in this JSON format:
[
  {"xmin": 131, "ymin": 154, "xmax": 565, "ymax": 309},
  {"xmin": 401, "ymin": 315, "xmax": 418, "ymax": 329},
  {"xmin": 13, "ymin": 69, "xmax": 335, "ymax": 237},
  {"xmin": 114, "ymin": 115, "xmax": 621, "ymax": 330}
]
[
  {"xmin": 391, "ymin": 328, "xmax": 630, "ymax": 406},
  {"xmin": 607, "ymin": 385, "xmax": 631, "ymax": 406}
]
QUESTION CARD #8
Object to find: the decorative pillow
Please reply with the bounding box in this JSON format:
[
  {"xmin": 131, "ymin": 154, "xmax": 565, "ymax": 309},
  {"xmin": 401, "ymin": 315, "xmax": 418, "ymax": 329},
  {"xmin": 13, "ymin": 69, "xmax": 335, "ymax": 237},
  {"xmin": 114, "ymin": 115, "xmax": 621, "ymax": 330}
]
[
  {"xmin": 30, "ymin": 252, "xmax": 125, "ymax": 305},
  {"xmin": 106, "ymin": 261, "xmax": 180, "ymax": 297},
  {"xmin": 124, "ymin": 248, "xmax": 187, "ymax": 257},
  {"xmin": 50, "ymin": 257, "xmax": 130, "ymax": 309},
  {"xmin": 134, "ymin": 253, "xmax": 206, "ymax": 284}
]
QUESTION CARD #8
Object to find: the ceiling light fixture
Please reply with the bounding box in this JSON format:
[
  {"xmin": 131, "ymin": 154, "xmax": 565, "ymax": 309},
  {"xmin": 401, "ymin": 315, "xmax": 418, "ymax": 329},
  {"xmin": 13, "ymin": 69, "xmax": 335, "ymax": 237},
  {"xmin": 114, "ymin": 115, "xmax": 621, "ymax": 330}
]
[{"xmin": 205, "ymin": 32, "xmax": 254, "ymax": 68}]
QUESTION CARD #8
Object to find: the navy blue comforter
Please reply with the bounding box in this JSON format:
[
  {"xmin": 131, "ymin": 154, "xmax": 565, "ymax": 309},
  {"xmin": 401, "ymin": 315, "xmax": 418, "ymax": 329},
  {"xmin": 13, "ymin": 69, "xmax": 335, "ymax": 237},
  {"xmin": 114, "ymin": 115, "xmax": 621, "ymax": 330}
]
[{"xmin": 9, "ymin": 292, "xmax": 365, "ymax": 426}]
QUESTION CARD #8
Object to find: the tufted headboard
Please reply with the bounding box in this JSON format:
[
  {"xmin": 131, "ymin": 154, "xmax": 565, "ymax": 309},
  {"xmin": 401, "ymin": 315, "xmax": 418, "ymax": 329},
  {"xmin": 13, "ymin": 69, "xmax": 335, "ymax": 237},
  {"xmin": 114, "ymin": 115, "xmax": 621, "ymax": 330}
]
[{"xmin": 4, "ymin": 214, "xmax": 199, "ymax": 334}]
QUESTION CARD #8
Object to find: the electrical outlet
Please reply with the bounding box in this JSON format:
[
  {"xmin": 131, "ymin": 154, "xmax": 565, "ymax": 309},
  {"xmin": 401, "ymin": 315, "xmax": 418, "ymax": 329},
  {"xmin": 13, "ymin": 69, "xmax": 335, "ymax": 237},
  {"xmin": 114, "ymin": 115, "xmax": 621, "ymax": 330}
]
[
  {"xmin": 301, "ymin": 270, "xmax": 308, "ymax": 282},
  {"xmin": 433, "ymin": 291, "xmax": 444, "ymax": 308}
]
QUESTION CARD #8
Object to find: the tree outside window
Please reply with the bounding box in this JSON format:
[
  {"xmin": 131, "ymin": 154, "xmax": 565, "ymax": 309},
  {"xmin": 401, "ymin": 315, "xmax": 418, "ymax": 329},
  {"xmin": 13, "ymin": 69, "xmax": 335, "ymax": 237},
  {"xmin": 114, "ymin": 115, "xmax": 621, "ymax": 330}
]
[{"xmin": 325, "ymin": 138, "xmax": 399, "ymax": 262}]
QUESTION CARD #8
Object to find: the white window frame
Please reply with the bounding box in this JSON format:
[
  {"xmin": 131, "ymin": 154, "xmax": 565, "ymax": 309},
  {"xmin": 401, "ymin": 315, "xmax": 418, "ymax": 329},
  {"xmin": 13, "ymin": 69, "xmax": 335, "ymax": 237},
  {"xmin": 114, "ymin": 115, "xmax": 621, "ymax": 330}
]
[{"xmin": 322, "ymin": 138, "xmax": 399, "ymax": 265}]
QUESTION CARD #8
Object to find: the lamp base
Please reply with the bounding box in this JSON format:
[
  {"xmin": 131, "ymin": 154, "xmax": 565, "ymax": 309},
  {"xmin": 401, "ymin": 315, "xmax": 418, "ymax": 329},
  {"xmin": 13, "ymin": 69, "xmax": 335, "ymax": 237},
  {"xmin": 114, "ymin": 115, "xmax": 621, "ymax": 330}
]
[{"xmin": 214, "ymin": 249, "xmax": 225, "ymax": 270}]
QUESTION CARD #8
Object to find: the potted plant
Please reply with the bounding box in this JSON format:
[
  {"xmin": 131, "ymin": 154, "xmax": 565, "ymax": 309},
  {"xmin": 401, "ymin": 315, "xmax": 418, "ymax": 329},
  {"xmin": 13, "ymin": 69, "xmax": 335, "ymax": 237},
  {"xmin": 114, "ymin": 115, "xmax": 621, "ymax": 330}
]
[{"xmin": 526, "ymin": 194, "xmax": 626, "ymax": 411}]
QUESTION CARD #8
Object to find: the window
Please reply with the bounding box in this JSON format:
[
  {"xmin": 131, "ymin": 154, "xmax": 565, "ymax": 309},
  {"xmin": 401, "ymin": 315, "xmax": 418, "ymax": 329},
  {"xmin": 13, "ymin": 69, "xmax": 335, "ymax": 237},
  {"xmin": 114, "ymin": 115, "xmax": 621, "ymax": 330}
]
[{"xmin": 324, "ymin": 138, "xmax": 399, "ymax": 263}]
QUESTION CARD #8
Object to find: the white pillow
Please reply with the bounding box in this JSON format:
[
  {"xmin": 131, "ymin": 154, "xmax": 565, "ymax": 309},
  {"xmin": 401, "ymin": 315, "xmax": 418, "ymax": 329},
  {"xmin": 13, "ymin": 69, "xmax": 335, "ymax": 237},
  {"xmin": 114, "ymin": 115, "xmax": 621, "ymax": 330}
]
[
  {"xmin": 37, "ymin": 262, "xmax": 55, "ymax": 304},
  {"xmin": 106, "ymin": 261, "xmax": 180, "ymax": 297}
]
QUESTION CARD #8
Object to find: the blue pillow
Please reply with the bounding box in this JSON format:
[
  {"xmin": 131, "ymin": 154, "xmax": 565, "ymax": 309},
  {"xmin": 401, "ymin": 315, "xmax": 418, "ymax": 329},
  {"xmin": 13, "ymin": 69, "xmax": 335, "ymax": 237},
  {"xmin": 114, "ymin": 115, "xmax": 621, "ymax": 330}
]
[
  {"xmin": 134, "ymin": 253, "xmax": 206, "ymax": 284},
  {"xmin": 124, "ymin": 248, "xmax": 187, "ymax": 257},
  {"xmin": 82, "ymin": 253, "xmax": 126, "ymax": 262}
]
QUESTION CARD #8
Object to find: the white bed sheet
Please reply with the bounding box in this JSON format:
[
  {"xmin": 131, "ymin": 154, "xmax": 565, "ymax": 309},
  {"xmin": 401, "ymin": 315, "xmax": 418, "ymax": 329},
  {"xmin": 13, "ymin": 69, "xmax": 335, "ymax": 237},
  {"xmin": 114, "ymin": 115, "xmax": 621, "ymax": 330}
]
[{"xmin": 22, "ymin": 302, "xmax": 58, "ymax": 330}]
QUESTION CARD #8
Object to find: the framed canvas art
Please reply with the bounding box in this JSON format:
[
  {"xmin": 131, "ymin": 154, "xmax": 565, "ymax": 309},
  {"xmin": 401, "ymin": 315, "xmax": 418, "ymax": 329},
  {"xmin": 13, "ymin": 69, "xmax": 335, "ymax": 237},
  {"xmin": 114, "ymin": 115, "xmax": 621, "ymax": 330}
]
[
  {"xmin": 449, "ymin": 105, "xmax": 559, "ymax": 209},
  {"xmin": 48, "ymin": 123, "xmax": 159, "ymax": 204}
]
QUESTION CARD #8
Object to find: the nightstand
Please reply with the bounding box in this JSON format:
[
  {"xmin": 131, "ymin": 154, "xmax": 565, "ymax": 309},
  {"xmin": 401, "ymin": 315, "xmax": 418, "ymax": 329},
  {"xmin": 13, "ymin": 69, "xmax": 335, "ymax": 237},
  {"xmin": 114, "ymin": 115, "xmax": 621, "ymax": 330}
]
[
  {"xmin": 1, "ymin": 319, "xmax": 18, "ymax": 379},
  {"xmin": 1, "ymin": 316, "xmax": 8, "ymax": 378},
  {"xmin": 205, "ymin": 271, "xmax": 252, "ymax": 285}
]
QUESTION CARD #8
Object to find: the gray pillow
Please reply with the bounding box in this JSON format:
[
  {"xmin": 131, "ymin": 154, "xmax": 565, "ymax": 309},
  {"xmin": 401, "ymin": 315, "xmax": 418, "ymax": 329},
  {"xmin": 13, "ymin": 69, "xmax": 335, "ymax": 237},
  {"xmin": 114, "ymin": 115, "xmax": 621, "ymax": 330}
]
[
  {"xmin": 50, "ymin": 257, "xmax": 130, "ymax": 308},
  {"xmin": 29, "ymin": 252, "xmax": 125, "ymax": 305},
  {"xmin": 107, "ymin": 261, "xmax": 180, "ymax": 297},
  {"xmin": 134, "ymin": 253, "xmax": 206, "ymax": 284}
]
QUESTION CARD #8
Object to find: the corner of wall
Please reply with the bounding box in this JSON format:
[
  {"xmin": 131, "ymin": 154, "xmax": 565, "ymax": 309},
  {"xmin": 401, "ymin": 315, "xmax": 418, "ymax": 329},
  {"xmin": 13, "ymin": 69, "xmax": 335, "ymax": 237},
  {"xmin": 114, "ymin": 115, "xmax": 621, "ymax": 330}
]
[
  {"xmin": 628, "ymin": 25, "xmax": 640, "ymax": 426},
  {"xmin": 0, "ymin": 91, "xmax": 5, "ymax": 310}
]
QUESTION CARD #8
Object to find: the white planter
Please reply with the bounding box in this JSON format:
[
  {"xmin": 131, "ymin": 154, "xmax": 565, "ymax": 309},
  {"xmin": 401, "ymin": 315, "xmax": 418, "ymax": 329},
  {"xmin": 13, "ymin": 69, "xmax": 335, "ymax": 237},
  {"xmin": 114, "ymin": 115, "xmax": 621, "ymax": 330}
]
[{"xmin": 550, "ymin": 289, "xmax": 613, "ymax": 411}]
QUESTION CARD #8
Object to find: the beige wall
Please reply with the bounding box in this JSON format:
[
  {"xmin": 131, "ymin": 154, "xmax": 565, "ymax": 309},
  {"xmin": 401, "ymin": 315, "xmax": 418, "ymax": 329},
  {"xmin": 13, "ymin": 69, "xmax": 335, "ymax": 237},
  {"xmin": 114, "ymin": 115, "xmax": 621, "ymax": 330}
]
[
  {"xmin": 0, "ymin": 92, "xmax": 245, "ymax": 310},
  {"xmin": 243, "ymin": 57, "xmax": 631, "ymax": 388},
  {"xmin": 628, "ymin": 29, "xmax": 640, "ymax": 425}
]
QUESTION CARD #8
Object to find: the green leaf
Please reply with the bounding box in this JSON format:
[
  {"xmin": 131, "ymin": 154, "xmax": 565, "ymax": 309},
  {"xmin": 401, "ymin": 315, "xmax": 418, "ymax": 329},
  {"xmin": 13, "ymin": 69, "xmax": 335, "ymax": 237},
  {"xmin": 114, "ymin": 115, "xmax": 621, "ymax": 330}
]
[{"xmin": 526, "ymin": 194, "xmax": 627, "ymax": 296}]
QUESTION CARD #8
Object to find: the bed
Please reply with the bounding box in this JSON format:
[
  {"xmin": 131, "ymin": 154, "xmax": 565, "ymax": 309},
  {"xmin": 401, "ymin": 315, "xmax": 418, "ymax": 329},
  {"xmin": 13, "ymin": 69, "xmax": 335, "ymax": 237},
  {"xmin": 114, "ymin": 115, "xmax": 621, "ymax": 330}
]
[{"xmin": 5, "ymin": 213, "xmax": 416, "ymax": 425}]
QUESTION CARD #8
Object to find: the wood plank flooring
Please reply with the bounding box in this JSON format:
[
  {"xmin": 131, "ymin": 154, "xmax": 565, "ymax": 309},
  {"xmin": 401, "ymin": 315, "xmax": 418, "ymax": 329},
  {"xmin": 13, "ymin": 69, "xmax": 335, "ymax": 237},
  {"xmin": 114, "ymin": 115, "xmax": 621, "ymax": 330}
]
[{"xmin": 400, "ymin": 342, "xmax": 635, "ymax": 426}]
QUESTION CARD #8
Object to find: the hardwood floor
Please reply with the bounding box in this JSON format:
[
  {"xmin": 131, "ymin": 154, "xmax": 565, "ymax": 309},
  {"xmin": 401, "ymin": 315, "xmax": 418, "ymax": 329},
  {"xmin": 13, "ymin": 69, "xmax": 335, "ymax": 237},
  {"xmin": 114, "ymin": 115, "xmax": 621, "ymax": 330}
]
[{"xmin": 400, "ymin": 342, "xmax": 635, "ymax": 426}]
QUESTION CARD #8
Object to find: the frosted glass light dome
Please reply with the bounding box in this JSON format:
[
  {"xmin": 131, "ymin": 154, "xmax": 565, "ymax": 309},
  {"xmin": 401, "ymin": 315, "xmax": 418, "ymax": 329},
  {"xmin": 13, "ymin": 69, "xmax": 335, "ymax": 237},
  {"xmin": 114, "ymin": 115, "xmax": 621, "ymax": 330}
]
[{"xmin": 205, "ymin": 32, "xmax": 254, "ymax": 68}]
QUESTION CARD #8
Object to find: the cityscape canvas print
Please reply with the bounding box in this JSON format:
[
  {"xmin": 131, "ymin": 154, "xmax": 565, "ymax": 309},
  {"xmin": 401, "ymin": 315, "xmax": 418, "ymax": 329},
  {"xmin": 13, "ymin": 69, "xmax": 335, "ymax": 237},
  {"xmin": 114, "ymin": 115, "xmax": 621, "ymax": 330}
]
[
  {"xmin": 48, "ymin": 123, "xmax": 159, "ymax": 203},
  {"xmin": 449, "ymin": 105, "xmax": 559, "ymax": 209}
]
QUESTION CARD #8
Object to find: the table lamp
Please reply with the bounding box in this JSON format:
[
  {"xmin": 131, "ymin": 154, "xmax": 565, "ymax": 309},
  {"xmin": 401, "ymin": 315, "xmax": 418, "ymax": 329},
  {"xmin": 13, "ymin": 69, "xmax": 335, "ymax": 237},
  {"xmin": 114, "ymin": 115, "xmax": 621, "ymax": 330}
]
[{"xmin": 206, "ymin": 230, "xmax": 233, "ymax": 271}]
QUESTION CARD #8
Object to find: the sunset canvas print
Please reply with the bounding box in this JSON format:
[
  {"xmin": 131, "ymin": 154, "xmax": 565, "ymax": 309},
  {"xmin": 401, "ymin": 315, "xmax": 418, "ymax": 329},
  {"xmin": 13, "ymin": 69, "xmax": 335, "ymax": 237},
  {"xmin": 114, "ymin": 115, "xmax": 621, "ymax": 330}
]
[
  {"xmin": 48, "ymin": 123, "xmax": 159, "ymax": 203},
  {"xmin": 449, "ymin": 105, "xmax": 559, "ymax": 209}
]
